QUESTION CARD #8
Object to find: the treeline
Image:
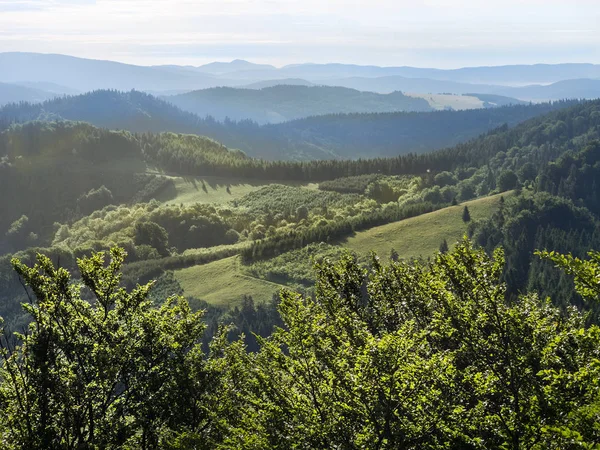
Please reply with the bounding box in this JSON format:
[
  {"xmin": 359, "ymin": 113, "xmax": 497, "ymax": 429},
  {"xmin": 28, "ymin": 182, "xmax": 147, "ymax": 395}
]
[
  {"xmin": 1, "ymin": 98, "xmax": 597, "ymax": 190},
  {"xmin": 242, "ymin": 201, "xmax": 438, "ymax": 262},
  {"xmin": 122, "ymin": 98, "xmax": 600, "ymax": 182}
]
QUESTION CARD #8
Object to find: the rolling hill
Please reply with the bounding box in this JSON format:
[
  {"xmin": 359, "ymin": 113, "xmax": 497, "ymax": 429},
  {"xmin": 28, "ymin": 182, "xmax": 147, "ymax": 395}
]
[
  {"xmin": 344, "ymin": 192, "xmax": 511, "ymax": 259},
  {"xmin": 242, "ymin": 78, "xmax": 315, "ymax": 89},
  {"xmin": 167, "ymin": 85, "xmax": 432, "ymax": 124}
]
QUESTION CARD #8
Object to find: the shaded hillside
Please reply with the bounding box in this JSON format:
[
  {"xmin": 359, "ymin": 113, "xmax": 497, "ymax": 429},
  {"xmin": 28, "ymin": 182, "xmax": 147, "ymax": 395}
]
[
  {"xmin": 249, "ymin": 100, "xmax": 579, "ymax": 159},
  {"xmin": 167, "ymin": 85, "xmax": 432, "ymax": 124},
  {"xmin": 0, "ymin": 90, "xmax": 208, "ymax": 135},
  {"xmin": 0, "ymin": 90, "xmax": 577, "ymax": 160},
  {"xmin": 0, "ymin": 121, "xmax": 248, "ymax": 252}
]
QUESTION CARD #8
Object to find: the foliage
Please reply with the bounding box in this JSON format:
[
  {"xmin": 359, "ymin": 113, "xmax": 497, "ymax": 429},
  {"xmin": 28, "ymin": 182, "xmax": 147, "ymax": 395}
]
[
  {"xmin": 222, "ymin": 240, "xmax": 600, "ymax": 448},
  {"xmin": 0, "ymin": 248, "xmax": 228, "ymax": 449},
  {"xmin": 1, "ymin": 242, "xmax": 600, "ymax": 447},
  {"xmin": 538, "ymin": 249, "xmax": 600, "ymax": 302},
  {"xmin": 497, "ymin": 169, "xmax": 519, "ymax": 191},
  {"xmin": 318, "ymin": 174, "xmax": 383, "ymax": 194},
  {"xmin": 439, "ymin": 238, "xmax": 449, "ymax": 253},
  {"xmin": 243, "ymin": 242, "xmax": 347, "ymax": 286},
  {"xmin": 134, "ymin": 221, "xmax": 170, "ymax": 256},
  {"xmin": 77, "ymin": 186, "xmax": 114, "ymax": 216}
]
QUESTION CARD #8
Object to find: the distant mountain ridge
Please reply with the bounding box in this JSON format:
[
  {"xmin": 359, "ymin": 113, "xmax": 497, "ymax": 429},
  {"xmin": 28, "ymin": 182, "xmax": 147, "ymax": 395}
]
[
  {"xmin": 185, "ymin": 60, "xmax": 600, "ymax": 85},
  {"xmin": 242, "ymin": 79, "xmax": 315, "ymax": 89},
  {"xmin": 195, "ymin": 59, "xmax": 277, "ymax": 74},
  {"xmin": 0, "ymin": 52, "xmax": 243, "ymax": 92},
  {"xmin": 493, "ymin": 79, "xmax": 600, "ymax": 101},
  {"xmin": 1, "ymin": 53, "xmax": 600, "ymax": 101}
]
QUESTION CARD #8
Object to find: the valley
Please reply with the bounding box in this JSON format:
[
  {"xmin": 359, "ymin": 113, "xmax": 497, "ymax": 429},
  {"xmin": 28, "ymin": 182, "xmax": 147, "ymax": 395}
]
[
  {"xmin": 2, "ymin": 98, "xmax": 599, "ymax": 323},
  {"xmin": 2, "ymin": 1, "xmax": 600, "ymax": 446}
]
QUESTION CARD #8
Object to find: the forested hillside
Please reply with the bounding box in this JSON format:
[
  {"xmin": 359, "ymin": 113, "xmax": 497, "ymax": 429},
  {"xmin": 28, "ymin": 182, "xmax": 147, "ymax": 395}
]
[
  {"xmin": 0, "ymin": 121, "xmax": 247, "ymax": 253},
  {"xmin": 4, "ymin": 0, "xmax": 600, "ymax": 442},
  {"xmin": 1, "ymin": 98, "xmax": 599, "ymax": 331},
  {"xmin": 0, "ymin": 79, "xmax": 599, "ymax": 448},
  {"xmin": 0, "ymin": 90, "xmax": 576, "ymax": 160},
  {"xmin": 167, "ymin": 85, "xmax": 433, "ymax": 124}
]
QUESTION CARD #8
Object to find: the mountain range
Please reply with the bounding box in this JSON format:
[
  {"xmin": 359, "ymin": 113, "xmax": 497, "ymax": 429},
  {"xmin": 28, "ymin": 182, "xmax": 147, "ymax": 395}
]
[{"xmin": 1, "ymin": 53, "xmax": 599, "ymax": 101}]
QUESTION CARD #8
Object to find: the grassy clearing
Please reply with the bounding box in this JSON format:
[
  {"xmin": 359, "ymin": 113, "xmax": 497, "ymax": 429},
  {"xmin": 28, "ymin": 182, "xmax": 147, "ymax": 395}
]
[
  {"xmin": 174, "ymin": 256, "xmax": 285, "ymax": 308},
  {"xmin": 155, "ymin": 176, "xmax": 266, "ymax": 205},
  {"xmin": 153, "ymin": 174, "xmax": 319, "ymax": 206},
  {"xmin": 408, "ymin": 93, "xmax": 485, "ymax": 111},
  {"xmin": 344, "ymin": 192, "xmax": 511, "ymax": 260}
]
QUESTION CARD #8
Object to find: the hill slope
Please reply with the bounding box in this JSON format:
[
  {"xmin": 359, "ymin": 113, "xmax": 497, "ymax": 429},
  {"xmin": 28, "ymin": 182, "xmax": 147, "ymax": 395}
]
[
  {"xmin": 174, "ymin": 256, "xmax": 284, "ymax": 307},
  {"xmin": 0, "ymin": 121, "xmax": 249, "ymax": 252},
  {"xmin": 345, "ymin": 193, "xmax": 510, "ymax": 259},
  {"xmin": 0, "ymin": 82, "xmax": 57, "ymax": 107}
]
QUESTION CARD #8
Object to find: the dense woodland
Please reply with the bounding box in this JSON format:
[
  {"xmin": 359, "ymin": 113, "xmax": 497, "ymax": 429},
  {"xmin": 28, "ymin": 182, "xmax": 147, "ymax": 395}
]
[{"xmin": 0, "ymin": 94, "xmax": 600, "ymax": 448}]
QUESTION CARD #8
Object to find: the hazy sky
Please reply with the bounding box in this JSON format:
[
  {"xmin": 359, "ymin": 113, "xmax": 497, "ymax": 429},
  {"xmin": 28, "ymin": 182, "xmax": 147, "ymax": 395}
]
[{"xmin": 0, "ymin": 0, "xmax": 598, "ymax": 68}]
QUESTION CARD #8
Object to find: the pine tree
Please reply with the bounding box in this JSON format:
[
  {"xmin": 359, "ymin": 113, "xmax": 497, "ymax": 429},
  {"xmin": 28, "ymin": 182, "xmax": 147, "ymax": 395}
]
[
  {"xmin": 462, "ymin": 205, "xmax": 471, "ymax": 223},
  {"xmin": 439, "ymin": 239, "xmax": 449, "ymax": 253}
]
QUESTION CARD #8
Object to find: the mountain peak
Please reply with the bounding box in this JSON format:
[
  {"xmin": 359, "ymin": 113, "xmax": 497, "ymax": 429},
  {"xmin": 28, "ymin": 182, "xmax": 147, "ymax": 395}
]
[{"xmin": 196, "ymin": 60, "xmax": 276, "ymax": 74}]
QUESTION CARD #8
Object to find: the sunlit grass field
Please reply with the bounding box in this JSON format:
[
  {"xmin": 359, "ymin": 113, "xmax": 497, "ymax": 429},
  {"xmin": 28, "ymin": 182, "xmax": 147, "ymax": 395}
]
[
  {"xmin": 344, "ymin": 192, "xmax": 512, "ymax": 260},
  {"xmin": 174, "ymin": 255, "xmax": 285, "ymax": 308}
]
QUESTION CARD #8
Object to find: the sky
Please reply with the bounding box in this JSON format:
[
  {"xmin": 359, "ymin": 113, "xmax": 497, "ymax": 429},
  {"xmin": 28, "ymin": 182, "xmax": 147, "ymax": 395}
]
[{"xmin": 0, "ymin": 0, "xmax": 598, "ymax": 68}]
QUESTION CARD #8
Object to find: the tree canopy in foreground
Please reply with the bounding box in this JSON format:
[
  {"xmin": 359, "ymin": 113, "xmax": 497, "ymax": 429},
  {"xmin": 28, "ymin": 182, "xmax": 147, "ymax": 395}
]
[{"xmin": 0, "ymin": 240, "xmax": 599, "ymax": 449}]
